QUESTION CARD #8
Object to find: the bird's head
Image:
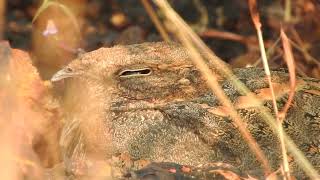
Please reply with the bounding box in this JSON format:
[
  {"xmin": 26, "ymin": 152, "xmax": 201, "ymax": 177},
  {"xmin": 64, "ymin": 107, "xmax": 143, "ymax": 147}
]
[{"xmin": 51, "ymin": 42, "xmax": 209, "ymax": 104}]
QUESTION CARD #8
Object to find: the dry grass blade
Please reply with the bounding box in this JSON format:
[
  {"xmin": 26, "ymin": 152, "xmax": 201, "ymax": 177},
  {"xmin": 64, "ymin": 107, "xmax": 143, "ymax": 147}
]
[
  {"xmin": 279, "ymin": 28, "xmax": 296, "ymax": 120},
  {"xmin": 248, "ymin": 0, "xmax": 271, "ymax": 76},
  {"xmin": 200, "ymin": 29, "xmax": 254, "ymax": 45},
  {"xmin": 180, "ymin": 30, "xmax": 271, "ymax": 175},
  {"xmin": 288, "ymin": 27, "xmax": 320, "ymax": 67},
  {"xmin": 153, "ymin": 0, "xmax": 319, "ymax": 178},
  {"xmin": 288, "ymin": 39, "xmax": 320, "ymax": 67},
  {"xmin": 248, "ymin": 0, "xmax": 261, "ymax": 29},
  {"xmin": 153, "ymin": 0, "xmax": 272, "ymax": 175},
  {"xmin": 248, "ymin": 0, "xmax": 291, "ymax": 178},
  {"xmin": 284, "ymin": 0, "xmax": 292, "ymax": 22},
  {"xmin": 253, "ymin": 36, "xmax": 281, "ymax": 67},
  {"xmin": 141, "ymin": 0, "xmax": 171, "ymax": 42}
]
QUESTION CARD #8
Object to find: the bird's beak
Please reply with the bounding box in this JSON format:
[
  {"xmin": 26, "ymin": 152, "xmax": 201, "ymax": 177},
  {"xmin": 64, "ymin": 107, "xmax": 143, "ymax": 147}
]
[{"xmin": 51, "ymin": 69, "xmax": 76, "ymax": 82}]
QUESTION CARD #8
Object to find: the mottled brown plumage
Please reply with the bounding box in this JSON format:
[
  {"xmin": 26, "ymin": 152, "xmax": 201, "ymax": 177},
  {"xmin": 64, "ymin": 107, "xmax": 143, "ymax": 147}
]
[{"xmin": 52, "ymin": 42, "xmax": 320, "ymax": 179}]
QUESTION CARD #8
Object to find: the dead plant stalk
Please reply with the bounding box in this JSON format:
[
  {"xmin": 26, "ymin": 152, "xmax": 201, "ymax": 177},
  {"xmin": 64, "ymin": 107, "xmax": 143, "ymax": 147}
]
[
  {"xmin": 152, "ymin": 0, "xmax": 319, "ymax": 178},
  {"xmin": 153, "ymin": 0, "xmax": 271, "ymax": 175},
  {"xmin": 141, "ymin": 0, "xmax": 171, "ymax": 42},
  {"xmin": 248, "ymin": 0, "xmax": 291, "ymax": 178}
]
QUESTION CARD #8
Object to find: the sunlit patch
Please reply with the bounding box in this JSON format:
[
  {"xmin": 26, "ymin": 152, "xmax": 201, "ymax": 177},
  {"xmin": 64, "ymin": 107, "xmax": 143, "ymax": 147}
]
[{"xmin": 42, "ymin": 20, "xmax": 58, "ymax": 37}]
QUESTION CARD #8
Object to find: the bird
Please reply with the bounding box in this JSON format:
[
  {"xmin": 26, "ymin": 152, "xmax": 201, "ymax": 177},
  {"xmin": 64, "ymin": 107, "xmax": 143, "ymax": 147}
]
[{"xmin": 51, "ymin": 42, "xmax": 320, "ymax": 179}]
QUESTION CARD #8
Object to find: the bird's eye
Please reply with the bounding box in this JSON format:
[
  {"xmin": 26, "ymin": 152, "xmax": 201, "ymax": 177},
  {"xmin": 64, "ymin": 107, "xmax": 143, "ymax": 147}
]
[
  {"xmin": 66, "ymin": 67, "xmax": 73, "ymax": 72},
  {"xmin": 119, "ymin": 68, "xmax": 152, "ymax": 78}
]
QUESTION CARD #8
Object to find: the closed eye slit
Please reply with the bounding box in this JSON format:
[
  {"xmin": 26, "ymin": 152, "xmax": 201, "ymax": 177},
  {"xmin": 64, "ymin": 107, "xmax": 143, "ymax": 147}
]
[{"xmin": 118, "ymin": 68, "xmax": 152, "ymax": 78}]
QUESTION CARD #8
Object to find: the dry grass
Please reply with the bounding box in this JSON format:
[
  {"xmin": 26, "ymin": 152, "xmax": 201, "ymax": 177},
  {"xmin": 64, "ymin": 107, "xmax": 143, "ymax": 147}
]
[
  {"xmin": 0, "ymin": 1, "xmax": 319, "ymax": 179},
  {"xmin": 153, "ymin": 0, "xmax": 319, "ymax": 179}
]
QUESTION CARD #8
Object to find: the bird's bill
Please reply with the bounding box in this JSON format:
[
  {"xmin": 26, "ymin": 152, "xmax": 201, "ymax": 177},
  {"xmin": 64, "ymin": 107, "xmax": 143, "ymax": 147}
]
[{"xmin": 51, "ymin": 69, "xmax": 76, "ymax": 82}]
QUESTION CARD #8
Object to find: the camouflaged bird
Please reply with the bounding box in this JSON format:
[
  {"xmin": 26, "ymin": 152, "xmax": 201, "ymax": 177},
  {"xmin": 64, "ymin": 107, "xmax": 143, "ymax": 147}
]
[{"xmin": 51, "ymin": 42, "xmax": 320, "ymax": 179}]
